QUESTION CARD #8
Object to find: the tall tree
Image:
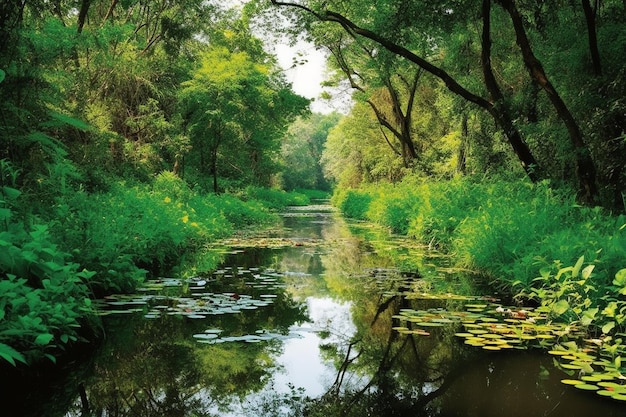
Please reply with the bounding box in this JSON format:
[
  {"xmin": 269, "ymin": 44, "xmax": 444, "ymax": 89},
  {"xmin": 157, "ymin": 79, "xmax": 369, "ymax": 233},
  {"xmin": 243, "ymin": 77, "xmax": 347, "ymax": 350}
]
[
  {"xmin": 266, "ymin": 0, "xmax": 542, "ymax": 183},
  {"xmin": 179, "ymin": 43, "xmax": 308, "ymax": 192},
  {"xmin": 496, "ymin": 0, "xmax": 598, "ymax": 202}
]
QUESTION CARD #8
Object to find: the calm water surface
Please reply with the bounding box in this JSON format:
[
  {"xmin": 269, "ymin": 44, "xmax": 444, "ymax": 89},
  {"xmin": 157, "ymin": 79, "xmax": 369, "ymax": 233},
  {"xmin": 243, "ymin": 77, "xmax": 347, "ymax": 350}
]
[{"xmin": 5, "ymin": 204, "xmax": 625, "ymax": 416}]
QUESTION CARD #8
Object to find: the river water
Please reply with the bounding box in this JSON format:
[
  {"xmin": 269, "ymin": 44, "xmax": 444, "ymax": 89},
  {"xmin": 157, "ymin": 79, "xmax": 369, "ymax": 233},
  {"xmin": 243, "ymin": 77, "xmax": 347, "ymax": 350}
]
[{"xmin": 5, "ymin": 204, "xmax": 625, "ymax": 416}]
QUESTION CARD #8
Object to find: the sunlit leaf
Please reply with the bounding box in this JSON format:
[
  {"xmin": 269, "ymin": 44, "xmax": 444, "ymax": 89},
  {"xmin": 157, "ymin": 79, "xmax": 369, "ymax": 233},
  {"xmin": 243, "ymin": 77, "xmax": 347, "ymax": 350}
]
[
  {"xmin": 35, "ymin": 333, "xmax": 54, "ymax": 346},
  {"xmin": 551, "ymin": 300, "xmax": 570, "ymax": 316},
  {"xmin": 575, "ymin": 383, "xmax": 599, "ymax": 391},
  {"xmin": 572, "ymin": 256, "xmax": 585, "ymax": 278}
]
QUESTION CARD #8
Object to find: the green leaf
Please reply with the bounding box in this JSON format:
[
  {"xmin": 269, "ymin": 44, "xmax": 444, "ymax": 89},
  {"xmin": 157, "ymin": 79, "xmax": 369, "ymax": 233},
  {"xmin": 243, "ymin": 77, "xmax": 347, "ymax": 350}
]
[
  {"xmin": 581, "ymin": 308, "xmax": 598, "ymax": 326},
  {"xmin": 0, "ymin": 69, "xmax": 5, "ymax": 84},
  {"xmin": 613, "ymin": 269, "xmax": 626, "ymax": 287},
  {"xmin": 0, "ymin": 343, "xmax": 26, "ymax": 366},
  {"xmin": 602, "ymin": 321, "xmax": 616, "ymax": 334},
  {"xmin": 35, "ymin": 333, "xmax": 54, "ymax": 346},
  {"xmin": 0, "ymin": 208, "xmax": 11, "ymax": 221},
  {"xmin": 581, "ymin": 264, "xmax": 594, "ymax": 280},
  {"xmin": 572, "ymin": 256, "xmax": 585, "ymax": 278},
  {"xmin": 47, "ymin": 111, "xmax": 92, "ymax": 131},
  {"xmin": 1, "ymin": 186, "xmax": 21, "ymax": 200},
  {"xmin": 552, "ymin": 299, "xmax": 570, "ymax": 316}
]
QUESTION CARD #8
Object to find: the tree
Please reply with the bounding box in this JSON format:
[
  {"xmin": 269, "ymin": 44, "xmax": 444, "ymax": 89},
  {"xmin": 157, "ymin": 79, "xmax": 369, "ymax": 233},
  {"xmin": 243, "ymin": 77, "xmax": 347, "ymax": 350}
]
[
  {"xmin": 179, "ymin": 43, "xmax": 308, "ymax": 192},
  {"xmin": 280, "ymin": 113, "xmax": 340, "ymax": 191},
  {"xmin": 265, "ymin": 0, "xmax": 542, "ymax": 182},
  {"xmin": 263, "ymin": 0, "xmax": 625, "ymax": 205}
]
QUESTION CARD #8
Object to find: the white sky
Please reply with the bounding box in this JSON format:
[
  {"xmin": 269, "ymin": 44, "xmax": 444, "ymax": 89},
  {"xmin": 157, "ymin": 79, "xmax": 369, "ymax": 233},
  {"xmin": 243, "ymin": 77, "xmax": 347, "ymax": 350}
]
[
  {"xmin": 272, "ymin": 41, "xmax": 336, "ymax": 113},
  {"xmin": 225, "ymin": 0, "xmax": 350, "ymax": 114}
]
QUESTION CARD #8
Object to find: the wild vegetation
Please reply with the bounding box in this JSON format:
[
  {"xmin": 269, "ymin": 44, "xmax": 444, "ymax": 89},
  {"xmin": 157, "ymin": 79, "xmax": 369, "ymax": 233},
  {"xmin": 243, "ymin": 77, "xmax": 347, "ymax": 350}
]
[
  {"xmin": 0, "ymin": 1, "xmax": 321, "ymax": 366},
  {"xmin": 1, "ymin": 1, "xmax": 625, "ymax": 402},
  {"xmin": 255, "ymin": 0, "xmax": 626, "ymax": 334}
]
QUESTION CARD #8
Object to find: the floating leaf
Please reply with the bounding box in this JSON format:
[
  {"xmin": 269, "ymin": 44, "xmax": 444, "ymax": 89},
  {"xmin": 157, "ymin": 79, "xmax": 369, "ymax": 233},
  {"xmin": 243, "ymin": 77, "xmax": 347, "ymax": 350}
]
[
  {"xmin": 575, "ymin": 383, "xmax": 599, "ymax": 391},
  {"xmin": 611, "ymin": 393, "xmax": 626, "ymax": 401},
  {"xmin": 561, "ymin": 379, "xmax": 585, "ymax": 385},
  {"xmin": 483, "ymin": 346, "xmax": 501, "ymax": 351},
  {"xmin": 193, "ymin": 333, "xmax": 219, "ymax": 340}
]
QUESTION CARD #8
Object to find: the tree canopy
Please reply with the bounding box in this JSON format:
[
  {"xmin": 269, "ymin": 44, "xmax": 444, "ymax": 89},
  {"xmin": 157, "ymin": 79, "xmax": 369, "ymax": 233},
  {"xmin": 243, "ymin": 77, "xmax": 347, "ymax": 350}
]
[{"xmin": 260, "ymin": 0, "xmax": 626, "ymax": 209}]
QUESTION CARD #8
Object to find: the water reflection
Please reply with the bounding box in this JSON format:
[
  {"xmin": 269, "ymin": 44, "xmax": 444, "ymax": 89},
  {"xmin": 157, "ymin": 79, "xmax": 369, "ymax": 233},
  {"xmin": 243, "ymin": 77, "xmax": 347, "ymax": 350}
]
[{"xmin": 6, "ymin": 205, "xmax": 626, "ymax": 416}]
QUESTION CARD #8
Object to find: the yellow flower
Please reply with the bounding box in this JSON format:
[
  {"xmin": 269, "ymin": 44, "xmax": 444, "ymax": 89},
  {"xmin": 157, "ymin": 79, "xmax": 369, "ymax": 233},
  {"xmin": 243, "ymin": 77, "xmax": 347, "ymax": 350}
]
[
  {"xmin": 190, "ymin": 222, "xmax": 199, "ymax": 228},
  {"xmin": 181, "ymin": 215, "xmax": 189, "ymax": 223},
  {"xmin": 163, "ymin": 196, "xmax": 171, "ymax": 203}
]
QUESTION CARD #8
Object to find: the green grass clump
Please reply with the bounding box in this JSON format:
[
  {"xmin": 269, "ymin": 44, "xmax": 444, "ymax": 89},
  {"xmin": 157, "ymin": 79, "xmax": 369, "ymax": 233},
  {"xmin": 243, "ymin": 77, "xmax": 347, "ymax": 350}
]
[
  {"xmin": 332, "ymin": 188, "xmax": 372, "ymax": 220},
  {"xmin": 244, "ymin": 186, "xmax": 310, "ymax": 210},
  {"xmin": 331, "ymin": 175, "xmax": 626, "ymax": 297}
]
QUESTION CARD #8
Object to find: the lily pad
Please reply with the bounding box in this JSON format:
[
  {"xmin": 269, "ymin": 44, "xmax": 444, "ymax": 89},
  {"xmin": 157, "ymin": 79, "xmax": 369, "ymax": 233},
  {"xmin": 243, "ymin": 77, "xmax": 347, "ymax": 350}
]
[{"xmin": 575, "ymin": 383, "xmax": 599, "ymax": 391}]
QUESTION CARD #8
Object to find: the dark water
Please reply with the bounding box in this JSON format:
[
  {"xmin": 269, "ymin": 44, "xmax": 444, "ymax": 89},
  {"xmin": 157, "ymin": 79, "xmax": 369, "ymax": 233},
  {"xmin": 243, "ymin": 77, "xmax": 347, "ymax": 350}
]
[{"xmin": 4, "ymin": 205, "xmax": 625, "ymax": 417}]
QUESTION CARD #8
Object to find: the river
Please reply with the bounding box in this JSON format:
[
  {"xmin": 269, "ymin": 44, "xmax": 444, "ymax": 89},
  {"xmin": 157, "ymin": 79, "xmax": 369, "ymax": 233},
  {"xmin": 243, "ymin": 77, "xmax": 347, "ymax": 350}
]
[{"xmin": 4, "ymin": 204, "xmax": 625, "ymax": 416}]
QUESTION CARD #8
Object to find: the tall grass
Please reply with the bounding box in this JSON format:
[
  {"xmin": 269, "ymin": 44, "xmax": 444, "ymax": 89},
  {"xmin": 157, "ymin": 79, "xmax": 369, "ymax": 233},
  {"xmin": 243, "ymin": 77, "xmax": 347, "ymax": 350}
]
[{"xmin": 332, "ymin": 175, "xmax": 626, "ymax": 294}]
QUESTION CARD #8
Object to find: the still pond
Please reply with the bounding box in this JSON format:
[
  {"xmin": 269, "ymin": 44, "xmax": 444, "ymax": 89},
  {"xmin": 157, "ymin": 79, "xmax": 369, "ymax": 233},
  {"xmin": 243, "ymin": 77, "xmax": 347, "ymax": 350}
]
[{"xmin": 4, "ymin": 204, "xmax": 626, "ymax": 416}]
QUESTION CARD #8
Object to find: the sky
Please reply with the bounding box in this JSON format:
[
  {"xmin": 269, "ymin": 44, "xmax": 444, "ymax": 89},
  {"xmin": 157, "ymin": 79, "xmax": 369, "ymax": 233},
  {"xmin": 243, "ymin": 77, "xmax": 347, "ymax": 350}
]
[
  {"xmin": 272, "ymin": 41, "xmax": 342, "ymax": 114},
  {"xmin": 226, "ymin": 0, "xmax": 350, "ymax": 114}
]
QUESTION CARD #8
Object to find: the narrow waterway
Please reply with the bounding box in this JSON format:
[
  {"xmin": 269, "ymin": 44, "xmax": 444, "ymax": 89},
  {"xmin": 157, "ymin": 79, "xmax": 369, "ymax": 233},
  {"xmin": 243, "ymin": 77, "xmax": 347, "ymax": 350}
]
[{"xmin": 5, "ymin": 204, "xmax": 625, "ymax": 416}]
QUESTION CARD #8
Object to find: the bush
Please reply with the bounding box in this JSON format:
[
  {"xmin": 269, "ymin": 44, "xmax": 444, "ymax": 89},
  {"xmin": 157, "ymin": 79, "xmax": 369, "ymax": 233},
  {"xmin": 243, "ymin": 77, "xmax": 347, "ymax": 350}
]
[
  {"xmin": 0, "ymin": 211, "xmax": 95, "ymax": 366},
  {"xmin": 366, "ymin": 183, "xmax": 423, "ymax": 234},
  {"xmin": 205, "ymin": 193, "xmax": 276, "ymax": 228},
  {"xmin": 244, "ymin": 186, "xmax": 310, "ymax": 210},
  {"xmin": 332, "ymin": 189, "xmax": 372, "ymax": 220},
  {"xmin": 293, "ymin": 188, "xmax": 331, "ymax": 200},
  {"xmin": 52, "ymin": 183, "xmax": 233, "ymax": 292}
]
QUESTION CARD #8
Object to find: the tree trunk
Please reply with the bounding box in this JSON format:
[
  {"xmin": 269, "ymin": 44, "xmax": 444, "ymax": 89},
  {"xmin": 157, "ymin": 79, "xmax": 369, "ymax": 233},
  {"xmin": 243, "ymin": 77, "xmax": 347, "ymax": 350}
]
[
  {"xmin": 581, "ymin": 0, "xmax": 602, "ymax": 76},
  {"xmin": 385, "ymin": 71, "xmax": 420, "ymax": 165},
  {"xmin": 497, "ymin": 0, "xmax": 598, "ymax": 203},
  {"xmin": 329, "ymin": 42, "xmax": 416, "ymax": 166},
  {"xmin": 77, "ymin": 0, "xmax": 91, "ymax": 34},
  {"xmin": 481, "ymin": 0, "xmax": 540, "ymax": 181}
]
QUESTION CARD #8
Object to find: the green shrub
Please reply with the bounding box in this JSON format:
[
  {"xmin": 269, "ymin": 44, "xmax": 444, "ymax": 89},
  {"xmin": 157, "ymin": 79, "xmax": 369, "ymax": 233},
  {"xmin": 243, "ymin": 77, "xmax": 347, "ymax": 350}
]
[
  {"xmin": 52, "ymin": 183, "xmax": 233, "ymax": 292},
  {"xmin": 205, "ymin": 193, "xmax": 275, "ymax": 228},
  {"xmin": 0, "ymin": 211, "xmax": 95, "ymax": 365},
  {"xmin": 244, "ymin": 186, "xmax": 310, "ymax": 210},
  {"xmin": 294, "ymin": 188, "xmax": 331, "ymax": 200},
  {"xmin": 402, "ymin": 179, "xmax": 476, "ymax": 245},
  {"xmin": 332, "ymin": 189, "xmax": 372, "ymax": 220},
  {"xmin": 366, "ymin": 183, "xmax": 423, "ymax": 234}
]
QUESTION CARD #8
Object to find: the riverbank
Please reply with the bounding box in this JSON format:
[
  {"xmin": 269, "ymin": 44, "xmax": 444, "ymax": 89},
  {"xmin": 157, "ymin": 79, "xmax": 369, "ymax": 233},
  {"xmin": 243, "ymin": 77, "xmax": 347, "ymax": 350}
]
[
  {"xmin": 331, "ymin": 176, "xmax": 626, "ymax": 346},
  {"xmin": 0, "ymin": 174, "xmax": 319, "ymax": 368}
]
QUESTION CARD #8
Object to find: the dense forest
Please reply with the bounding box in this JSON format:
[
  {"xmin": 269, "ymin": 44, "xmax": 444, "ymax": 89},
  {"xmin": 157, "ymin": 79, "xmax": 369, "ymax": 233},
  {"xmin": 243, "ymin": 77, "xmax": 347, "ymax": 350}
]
[{"xmin": 1, "ymin": 0, "xmax": 625, "ymax": 378}]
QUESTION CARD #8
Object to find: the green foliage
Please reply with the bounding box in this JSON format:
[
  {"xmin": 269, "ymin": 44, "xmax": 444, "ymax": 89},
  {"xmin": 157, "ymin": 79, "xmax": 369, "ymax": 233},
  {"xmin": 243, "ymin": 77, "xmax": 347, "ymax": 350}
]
[
  {"xmin": 0, "ymin": 210, "xmax": 96, "ymax": 366},
  {"xmin": 405, "ymin": 178, "xmax": 485, "ymax": 245},
  {"xmin": 243, "ymin": 186, "xmax": 310, "ymax": 210},
  {"xmin": 178, "ymin": 43, "xmax": 308, "ymax": 192},
  {"xmin": 334, "ymin": 175, "xmax": 626, "ymax": 300},
  {"xmin": 280, "ymin": 113, "xmax": 340, "ymax": 191},
  {"xmin": 365, "ymin": 183, "xmax": 424, "ymax": 234},
  {"xmin": 51, "ymin": 182, "xmax": 235, "ymax": 292},
  {"xmin": 517, "ymin": 256, "xmax": 626, "ymax": 342},
  {"xmin": 293, "ymin": 188, "xmax": 331, "ymax": 200},
  {"xmin": 208, "ymin": 193, "xmax": 275, "ymax": 228},
  {"xmin": 332, "ymin": 188, "xmax": 372, "ymax": 220}
]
